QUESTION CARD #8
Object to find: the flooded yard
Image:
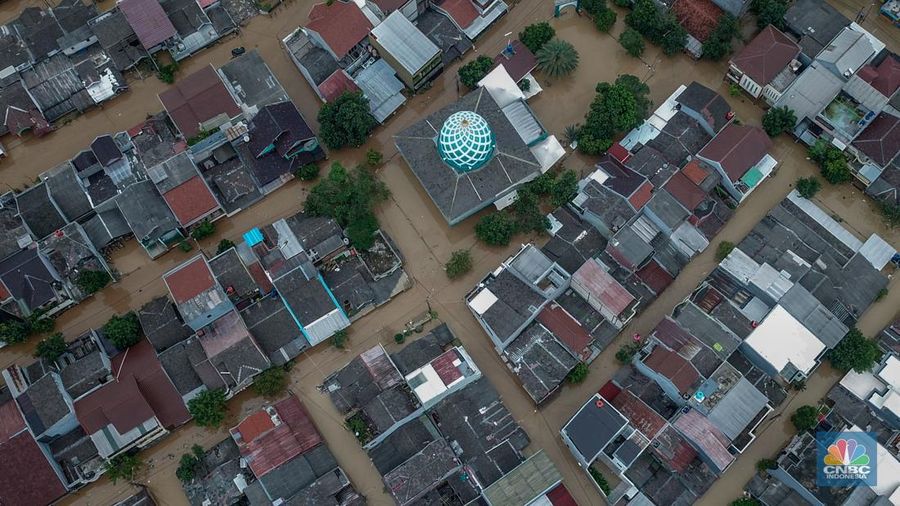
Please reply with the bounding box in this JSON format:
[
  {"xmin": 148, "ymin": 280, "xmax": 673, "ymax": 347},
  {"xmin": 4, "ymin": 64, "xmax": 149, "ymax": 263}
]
[{"xmin": 0, "ymin": 0, "xmax": 896, "ymax": 505}]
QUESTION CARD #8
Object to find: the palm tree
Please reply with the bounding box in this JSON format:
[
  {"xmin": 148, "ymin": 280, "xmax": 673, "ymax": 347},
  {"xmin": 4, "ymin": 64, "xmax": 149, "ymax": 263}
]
[{"xmin": 536, "ymin": 38, "xmax": 579, "ymax": 79}]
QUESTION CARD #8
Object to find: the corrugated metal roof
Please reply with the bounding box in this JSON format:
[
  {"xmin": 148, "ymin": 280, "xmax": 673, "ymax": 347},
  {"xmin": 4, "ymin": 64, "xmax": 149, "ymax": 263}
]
[
  {"xmin": 707, "ymin": 377, "xmax": 768, "ymax": 440},
  {"xmin": 787, "ymin": 190, "xmax": 863, "ymax": 251},
  {"xmin": 355, "ymin": 59, "xmax": 406, "ymax": 123},
  {"xmin": 672, "ymin": 409, "xmax": 734, "ymax": 472},
  {"xmin": 779, "ymin": 284, "xmax": 848, "ymax": 348},
  {"xmin": 370, "ymin": 11, "xmax": 439, "ymax": 75},
  {"xmin": 858, "ymin": 234, "xmax": 896, "ymax": 270},
  {"xmin": 572, "ymin": 258, "xmax": 634, "ymax": 316},
  {"xmin": 508, "ymin": 244, "xmax": 553, "ymax": 284},
  {"xmin": 501, "ymin": 100, "xmax": 544, "ymax": 146},
  {"xmin": 482, "ymin": 450, "xmax": 561, "ymax": 506}
]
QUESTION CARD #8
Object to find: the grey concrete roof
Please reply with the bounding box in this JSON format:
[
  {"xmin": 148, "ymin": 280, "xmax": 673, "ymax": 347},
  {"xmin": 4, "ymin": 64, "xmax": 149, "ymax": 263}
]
[
  {"xmin": 674, "ymin": 302, "xmax": 741, "ymax": 359},
  {"xmin": 43, "ymin": 162, "xmax": 91, "ymax": 222},
  {"xmin": 89, "ymin": 9, "xmax": 146, "ymax": 71},
  {"xmin": 273, "ymin": 267, "xmax": 338, "ymax": 325},
  {"xmin": 503, "ymin": 322, "xmax": 578, "ymax": 404},
  {"xmin": 625, "ymin": 145, "xmax": 677, "ymax": 187},
  {"xmin": 476, "ymin": 269, "xmax": 547, "ymax": 346},
  {"xmin": 482, "ymin": 450, "xmax": 561, "ymax": 506},
  {"xmin": 706, "ymin": 377, "xmax": 768, "ymax": 440},
  {"xmin": 646, "ymin": 112, "xmax": 711, "ymax": 167},
  {"xmin": 395, "ymin": 87, "xmax": 541, "ymax": 225},
  {"xmin": 646, "ymin": 189, "xmax": 690, "ymax": 230},
  {"xmin": 389, "ymin": 324, "xmax": 456, "ymax": 375},
  {"xmin": 0, "ymin": 204, "xmax": 29, "ymax": 261},
  {"xmin": 542, "ymin": 207, "xmax": 607, "ymax": 274},
  {"xmin": 815, "ymin": 27, "xmax": 874, "ymax": 78},
  {"xmin": 240, "ymin": 296, "xmax": 305, "ymax": 362},
  {"xmin": 776, "ymin": 62, "xmax": 844, "ymax": 124},
  {"xmin": 148, "ymin": 151, "xmax": 201, "ymax": 194},
  {"xmin": 563, "ymin": 393, "xmax": 628, "ymax": 462},
  {"xmin": 0, "ymin": 247, "xmax": 57, "ymax": 312},
  {"xmin": 284, "ymin": 212, "xmax": 344, "ymax": 261},
  {"xmin": 370, "ymin": 11, "xmax": 440, "ymax": 75},
  {"xmin": 115, "ymin": 180, "xmax": 180, "ymax": 244},
  {"xmin": 578, "ymin": 179, "xmax": 637, "ymax": 233},
  {"xmin": 18, "ymin": 373, "xmax": 71, "ymax": 435},
  {"xmin": 201, "ymin": 152, "xmax": 263, "ymax": 214},
  {"xmin": 209, "ymin": 248, "xmax": 257, "ymax": 301},
  {"xmin": 779, "ymin": 283, "xmax": 848, "ymax": 348},
  {"xmin": 382, "ymin": 438, "xmax": 460, "ymax": 505},
  {"xmin": 59, "ymin": 348, "xmax": 110, "ymax": 399},
  {"xmin": 414, "ymin": 9, "xmax": 472, "ymax": 65},
  {"xmin": 137, "ymin": 296, "xmax": 192, "ymax": 352},
  {"xmin": 21, "ymin": 53, "xmax": 93, "ymax": 122},
  {"xmin": 158, "ymin": 340, "xmax": 205, "ymax": 396},
  {"xmin": 16, "ymin": 183, "xmax": 66, "ymax": 240},
  {"xmin": 12, "ymin": 7, "xmax": 63, "ymax": 61},
  {"xmin": 609, "ymin": 225, "xmax": 653, "ymax": 269},
  {"xmin": 217, "ymin": 49, "xmax": 289, "ymax": 111},
  {"xmin": 676, "ymin": 81, "xmax": 732, "ymax": 134},
  {"xmin": 785, "ymin": 0, "xmax": 849, "ymax": 57},
  {"xmin": 284, "ymin": 29, "xmax": 337, "ymax": 86}
]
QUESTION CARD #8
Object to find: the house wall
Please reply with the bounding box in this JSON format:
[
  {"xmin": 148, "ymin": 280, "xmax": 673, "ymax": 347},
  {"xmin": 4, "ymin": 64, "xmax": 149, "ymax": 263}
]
[
  {"xmin": 738, "ymin": 74, "xmax": 763, "ymax": 98},
  {"xmin": 698, "ymin": 157, "xmax": 744, "ymax": 201},
  {"xmin": 738, "ymin": 341, "xmax": 780, "ymax": 379},
  {"xmin": 762, "ymin": 84, "xmax": 783, "ymax": 105},
  {"xmin": 633, "ymin": 358, "xmax": 687, "ymax": 406}
]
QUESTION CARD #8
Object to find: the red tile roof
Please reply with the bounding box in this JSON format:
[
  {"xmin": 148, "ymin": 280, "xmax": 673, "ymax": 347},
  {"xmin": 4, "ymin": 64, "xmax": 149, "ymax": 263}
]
[
  {"xmin": 652, "ymin": 317, "xmax": 698, "ymax": 351},
  {"xmin": 858, "ymin": 56, "xmax": 900, "ymax": 98},
  {"xmin": 307, "ymin": 1, "xmax": 373, "ymax": 59},
  {"xmin": 75, "ymin": 375, "xmax": 155, "ymax": 434},
  {"xmin": 636, "ymin": 259, "xmax": 674, "ymax": 295},
  {"xmin": 493, "ymin": 40, "xmax": 537, "ymax": 82},
  {"xmin": 113, "ymin": 338, "xmax": 191, "ymax": 428},
  {"xmin": 118, "ymin": 0, "xmax": 176, "ymax": 50},
  {"xmin": 165, "ymin": 256, "xmax": 216, "ymax": 304},
  {"xmin": 435, "ymin": 0, "xmax": 478, "ymax": 29},
  {"xmin": 0, "ymin": 401, "xmax": 67, "ymax": 506},
  {"xmin": 699, "ymin": 124, "xmax": 772, "ymax": 181},
  {"xmin": 158, "ymin": 66, "xmax": 241, "ymax": 138},
  {"xmin": 610, "ymin": 390, "xmax": 667, "ymax": 438},
  {"xmin": 431, "ymin": 349, "xmax": 464, "ymax": 385},
  {"xmin": 664, "ymin": 171, "xmax": 706, "ymax": 211},
  {"xmin": 681, "ymin": 159, "xmax": 708, "ymax": 186},
  {"xmin": 672, "ymin": 0, "xmax": 723, "ymax": 42},
  {"xmin": 643, "ymin": 346, "xmax": 700, "ymax": 394},
  {"xmin": 573, "ymin": 260, "xmax": 635, "ymax": 316},
  {"xmin": 672, "ymin": 409, "xmax": 734, "ymax": 470},
  {"xmin": 163, "ymin": 176, "xmax": 220, "ymax": 227},
  {"xmin": 372, "ymin": 0, "xmax": 410, "ymax": 12},
  {"xmin": 538, "ymin": 303, "xmax": 592, "ymax": 360},
  {"xmin": 236, "ymin": 411, "xmax": 276, "ymax": 444},
  {"xmin": 318, "ymin": 69, "xmax": 360, "ymax": 103},
  {"xmin": 546, "ymin": 483, "xmax": 578, "ymax": 506},
  {"xmin": 628, "ymin": 180, "xmax": 654, "ymax": 210},
  {"xmin": 730, "ymin": 25, "xmax": 800, "ymax": 86},
  {"xmin": 247, "ymin": 261, "xmax": 274, "ymax": 293},
  {"xmin": 598, "ymin": 381, "xmax": 622, "ymax": 402},
  {"xmin": 608, "ymin": 142, "xmax": 631, "ymax": 163},
  {"xmin": 232, "ymin": 394, "xmax": 324, "ymax": 477},
  {"xmin": 852, "ymin": 113, "xmax": 900, "ymax": 167},
  {"xmin": 0, "ymin": 281, "xmax": 9, "ymax": 301}
]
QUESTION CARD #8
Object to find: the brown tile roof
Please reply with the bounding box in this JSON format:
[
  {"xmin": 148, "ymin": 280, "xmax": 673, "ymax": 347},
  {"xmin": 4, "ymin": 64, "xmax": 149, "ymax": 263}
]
[
  {"xmin": 435, "ymin": 0, "xmax": 478, "ymax": 29},
  {"xmin": 672, "ymin": 0, "xmax": 723, "ymax": 42},
  {"xmin": 610, "ymin": 390, "xmax": 667, "ymax": 439},
  {"xmin": 164, "ymin": 256, "xmax": 216, "ymax": 304},
  {"xmin": 628, "ymin": 180, "xmax": 654, "ymax": 210},
  {"xmin": 681, "ymin": 159, "xmax": 709, "ymax": 186},
  {"xmin": 537, "ymin": 303, "xmax": 592, "ymax": 360},
  {"xmin": 493, "ymin": 40, "xmax": 537, "ymax": 82},
  {"xmin": 118, "ymin": 0, "xmax": 176, "ymax": 50},
  {"xmin": 75, "ymin": 375, "xmax": 155, "ymax": 434},
  {"xmin": 318, "ymin": 69, "xmax": 360, "ymax": 103},
  {"xmin": 730, "ymin": 25, "xmax": 800, "ymax": 85},
  {"xmin": 699, "ymin": 124, "xmax": 772, "ymax": 181},
  {"xmin": 664, "ymin": 171, "xmax": 706, "ymax": 211},
  {"xmin": 0, "ymin": 402, "xmax": 67, "ymax": 506},
  {"xmin": 858, "ymin": 56, "xmax": 900, "ymax": 98},
  {"xmin": 372, "ymin": 0, "xmax": 410, "ymax": 13},
  {"xmin": 643, "ymin": 346, "xmax": 700, "ymax": 394},
  {"xmin": 307, "ymin": 1, "xmax": 373, "ymax": 59},
  {"xmin": 636, "ymin": 259, "xmax": 674, "ymax": 295},
  {"xmin": 852, "ymin": 113, "xmax": 900, "ymax": 167},
  {"xmin": 163, "ymin": 175, "xmax": 220, "ymax": 227},
  {"xmin": 158, "ymin": 66, "xmax": 241, "ymax": 138}
]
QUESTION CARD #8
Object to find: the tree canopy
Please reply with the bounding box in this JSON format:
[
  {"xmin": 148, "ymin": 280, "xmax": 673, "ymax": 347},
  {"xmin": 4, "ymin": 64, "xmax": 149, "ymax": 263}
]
[
  {"xmin": 35, "ymin": 333, "xmax": 67, "ymax": 362},
  {"xmin": 75, "ymin": 270, "xmax": 112, "ymax": 294},
  {"xmin": 475, "ymin": 212, "xmax": 517, "ymax": 246},
  {"xmin": 536, "ymin": 38, "xmax": 580, "ymax": 79},
  {"xmin": 578, "ymin": 75, "xmax": 650, "ymax": 155},
  {"xmin": 317, "ymin": 91, "xmax": 376, "ymax": 149},
  {"xmin": 619, "ymin": 28, "xmax": 645, "ymax": 57},
  {"xmin": 188, "ymin": 388, "xmax": 228, "ymax": 428},
  {"xmin": 762, "ymin": 106, "xmax": 797, "ymax": 137},
  {"xmin": 828, "ymin": 328, "xmax": 883, "ymax": 373},
  {"xmin": 808, "ymin": 139, "xmax": 851, "ymax": 184},
  {"xmin": 103, "ymin": 312, "xmax": 141, "ymax": 349},
  {"xmin": 625, "ymin": 0, "xmax": 687, "ymax": 55},
  {"xmin": 519, "ymin": 22, "xmax": 555, "ymax": 53},
  {"xmin": 253, "ymin": 367, "xmax": 287, "ymax": 397},
  {"xmin": 795, "ymin": 177, "xmax": 821, "ymax": 199},
  {"xmin": 751, "ymin": 0, "xmax": 788, "ymax": 29},
  {"xmin": 445, "ymin": 250, "xmax": 473, "ymax": 279},
  {"xmin": 458, "ymin": 56, "xmax": 494, "ymax": 89},
  {"xmin": 702, "ymin": 14, "xmax": 739, "ymax": 60},
  {"xmin": 304, "ymin": 162, "xmax": 390, "ymax": 249},
  {"xmin": 791, "ymin": 405, "xmax": 819, "ymax": 431},
  {"xmin": 105, "ymin": 454, "xmax": 142, "ymax": 484}
]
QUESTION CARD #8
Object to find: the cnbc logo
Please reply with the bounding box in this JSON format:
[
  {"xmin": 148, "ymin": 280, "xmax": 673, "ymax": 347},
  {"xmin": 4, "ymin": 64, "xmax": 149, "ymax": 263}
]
[{"xmin": 817, "ymin": 432, "xmax": 877, "ymax": 487}]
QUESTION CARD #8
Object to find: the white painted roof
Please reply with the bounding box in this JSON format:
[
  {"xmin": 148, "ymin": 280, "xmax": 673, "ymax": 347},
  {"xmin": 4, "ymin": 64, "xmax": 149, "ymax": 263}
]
[
  {"xmin": 529, "ymin": 135, "xmax": 565, "ymax": 173},
  {"xmin": 744, "ymin": 305, "xmax": 826, "ymax": 375},
  {"xmin": 478, "ymin": 65, "xmax": 524, "ymax": 109},
  {"xmin": 878, "ymin": 355, "xmax": 900, "ymax": 385},
  {"xmin": 858, "ymin": 234, "xmax": 896, "ymax": 270},
  {"xmin": 469, "ymin": 288, "xmax": 498, "ymax": 315},
  {"xmin": 839, "ymin": 368, "xmax": 885, "ymax": 400}
]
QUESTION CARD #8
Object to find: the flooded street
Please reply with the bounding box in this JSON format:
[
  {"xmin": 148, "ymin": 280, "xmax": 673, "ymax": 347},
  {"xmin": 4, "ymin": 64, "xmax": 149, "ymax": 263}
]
[{"xmin": 0, "ymin": 0, "xmax": 897, "ymax": 505}]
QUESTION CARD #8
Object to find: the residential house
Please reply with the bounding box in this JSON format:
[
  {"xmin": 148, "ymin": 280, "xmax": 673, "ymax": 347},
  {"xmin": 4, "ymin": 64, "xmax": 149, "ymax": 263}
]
[
  {"xmin": 73, "ymin": 338, "xmax": 190, "ymax": 458},
  {"xmin": 37, "ymin": 222, "xmax": 115, "ymax": 302},
  {"xmin": 239, "ymin": 101, "xmax": 326, "ymax": 194},
  {"xmin": 158, "ymin": 65, "xmax": 242, "ymax": 139},
  {"xmin": 305, "ymin": 1, "xmax": 374, "ymax": 74},
  {"xmin": 850, "ymin": 112, "xmax": 900, "ymax": 185},
  {"xmin": 0, "ymin": 33, "xmax": 32, "ymax": 86},
  {"xmin": 728, "ymin": 25, "xmax": 801, "ymax": 104},
  {"xmin": 481, "ymin": 450, "xmax": 576, "ymax": 506},
  {"xmin": 431, "ymin": 0, "xmax": 507, "ymax": 40},
  {"xmin": 180, "ymin": 438, "xmax": 246, "ymax": 506},
  {"xmin": 41, "ymin": 162, "xmax": 92, "ymax": 224},
  {"xmin": 148, "ymin": 151, "xmax": 223, "ymax": 229},
  {"xmin": 0, "ymin": 246, "xmax": 72, "ymax": 317},
  {"xmin": 353, "ymin": 58, "xmax": 408, "ymax": 122},
  {"xmin": 0, "ymin": 398, "xmax": 68, "ymax": 505},
  {"xmin": 492, "ymin": 40, "xmax": 539, "ymax": 97},
  {"xmin": 696, "ymin": 123, "xmax": 775, "ymax": 202},
  {"xmin": 160, "ymin": 0, "xmax": 225, "ymax": 61},
  {"xmin": 0, "ymin": 81, "xmax": 51, "ymax": 137},
  {"xmin": 571, "ymin": 257, "xmax": 638, "ymax": 329},
  {"xmin": 674, "ymin": 81, "xmax": 732, "ymax": 136},
  {"xmin": 163, "ymin": 255, "xmax": 234, "ymax": 330},
  {"xmin": 783, "ymin": 0, "xmax": 849, "ymax": 59},
  {"xmin": 217, "ymin": 49, "xmax": 290, "ymax": 115},
  {"xmin": 88, "ymin": 9, "xmax": 150, "ymax": 71},
  {"xmin": 137, "ymin": 296, "xmax": 193, "ymax": 353},
  {"xmin": 773, "ymin": 61, "xmax": 844, "ymax": 142},
  {"xmin": 830, "ymin": 350, "xmax": 900, "ymax": 430},
  {"xmin": 11, "ymin": 6, "xmax": 64, "ymax": 62},
  {"xmin": 366, "ymin": 0, "xmax": 422, "ymax": 20},
  {"xmin": 369, "ymin": 11, "xmax": 442, "ymax": 90},
  {"xmin": 230, "ymin": 394, "xmax": 364, "ymax": 504},
  {"xmin": 671, "ymin": 0, "xmax": 723, "ymax": 58},
  {"xmin": 395, "ymin": 65, "xmax": 562, "ymax": 225},
  {"xmin": 117, "ymin": 0, "xmax": 177, "ymax": 52},
  {"xmin": 115, "ymin": 180, "xmax": 184, "ymax": 259}
]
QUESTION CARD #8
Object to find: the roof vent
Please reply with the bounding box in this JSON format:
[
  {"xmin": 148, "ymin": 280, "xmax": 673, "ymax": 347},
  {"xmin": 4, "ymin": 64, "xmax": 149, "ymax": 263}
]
[{"xmin": 596, "ymin": 398, "xmax": 605, "ymax": 408}]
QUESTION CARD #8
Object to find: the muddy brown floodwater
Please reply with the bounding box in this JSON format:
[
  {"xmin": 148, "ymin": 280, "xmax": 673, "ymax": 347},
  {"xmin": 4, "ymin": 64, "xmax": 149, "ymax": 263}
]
[{"xmin": 0, "ymin": 0, "xmax": 897, "ymax": 505}]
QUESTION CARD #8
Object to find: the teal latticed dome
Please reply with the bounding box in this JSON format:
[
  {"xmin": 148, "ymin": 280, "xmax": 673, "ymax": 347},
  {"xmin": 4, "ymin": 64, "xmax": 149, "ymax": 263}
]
[{"xmin": 437, "ymin": 111, "xmax": 495, "ymax": 173}]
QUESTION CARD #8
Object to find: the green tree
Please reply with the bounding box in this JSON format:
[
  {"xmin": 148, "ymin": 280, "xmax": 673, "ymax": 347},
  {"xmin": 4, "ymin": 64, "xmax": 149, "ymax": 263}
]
[
  {"xmin": 475, "ymin": 212, "xmax": 518, "ymax": 246},
  {"xmin": 105, "ymin": 454, "xmax": 142, "ymax": 484},
  {"xmin": 103, "ymin": 312, "xmax": 141, "ymax": 349},
  {"xmin": 365, "ymin": 148, "xmax": 383, "ymax": 169},
  {"xmin": 29, "ymin": 314, "xmax": 55, "ymax": 334},
  {"xmin": 188, "ymin": 389, "xmax": 228, "ymax": 428},
  {"xmin": 536, "ymin": 38, "xmax": 580, "ymax": 79},
  {"xmin": 594, "ymin": 8, "xmax": 617, "ymax": 32},
  {"xmin": 75, "ymin": 270, "xmax": 112, "ymax": 294},
  {"xmin": 578, "ymin": 76, "xmax": 649, "ymax": 154},
  {"xmin": 756, "ymin": 458, "xmax": 777, "ymax": 473},
  {"xmin": 762, "ymin": 106, "xmax": 797, "ymax": 137},
  {"xmin": 190, "ymin": 220, "xmax": 216, "ymax": 240},
  {"xmin": 613, "ymin": 0, "xmax": 631, "ymax": 5},
  {"xmin": 519, "ymin": 22, "xmax": 556, "ymax": 53},
  {"xmin": 878, "ymin": 200, "xmax": 900, "ymax": 228},
  {"xmin": 828, "ymin": 328, "xmax": 883, "ymax": 373},
  {"xmin": 253, "ymin": 367, "xmax": 287, "ymax": 397},
  {"xmin": 518, "ymin": 78, "xmax": 531, "ymax": 92},
  {"xmin": 216, "ymin": 239, "xmax": 235, "ymax": 254},
  {"xmin": 626, "ymin": 0, "xmax": 686, "ymax": 55},
  {"xmin": 808, "ymin": 139, "xmax": 851, "ymax": 184},
  {"xmin": 304, "ymin": 163, "xmax": 390, "ymax": 250},
  {"xmin": 445, "ymin": 250, "xmax": 473, "ymax": 279},
  {"xmin": 589, "ymin": 467, "xmax": 611, "ymax": 495},
  {"xmin": 566, "ymin": 362, "xmax": 589, "ymax": 383},
  {"xmin": 458, "ymin": 55, "xmax": 494, "ymax": 89},
  {"xmin": 731, "ymin": 498, "xmax": 760, "ymax": 506},
  {"xmin": 295, "ymin": 163, "xmax": 320, "ymax": 181},
  {"xmin": 751, "ymin": 0, "xmax": 788, "ymax": 29},
  {"xmin": 791, "ymin": 405, "xmax": 819, "ymax": 432},
  {"xmin": 716, "ymin": 241, "xmax": 735, "ymax": 261},
  {"xmin": 619, "ymin": 28, "xmax": 645, "ymax": 57},
  {"xmin": 512, "ymin": 190, "xmax": 550, "ymax": 234},
  {"xmin": 35, "ymin": 333, "xmax": 67, "ymax": 362},
  {"xmin": 331, "ymin": 330, "xmax": 348, "ymax": 349},
  {"xmin": 317, "ymin": 91, "xmax": 376, "ymax": 149},
  {"xmin": 176, "ymin": 445, "xmax": 205, "ymax": 483},
  {"xmin": 795, "ymin": 177, "xmax": 821, "ymax": 199},
  {"xmin": 580, "ymin": 0, "xmax": 607, "ymax": 15},
  {"xmin": 0, "ymin": 321, "xmax": 30, "ymax": 345},
  {"xmin": 702, "ymin": 14, "xmax": 739, "ymax": 60},
  {"xmin": 551, "ymin": 170, "xmax": 579, "ymax": 207}
]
